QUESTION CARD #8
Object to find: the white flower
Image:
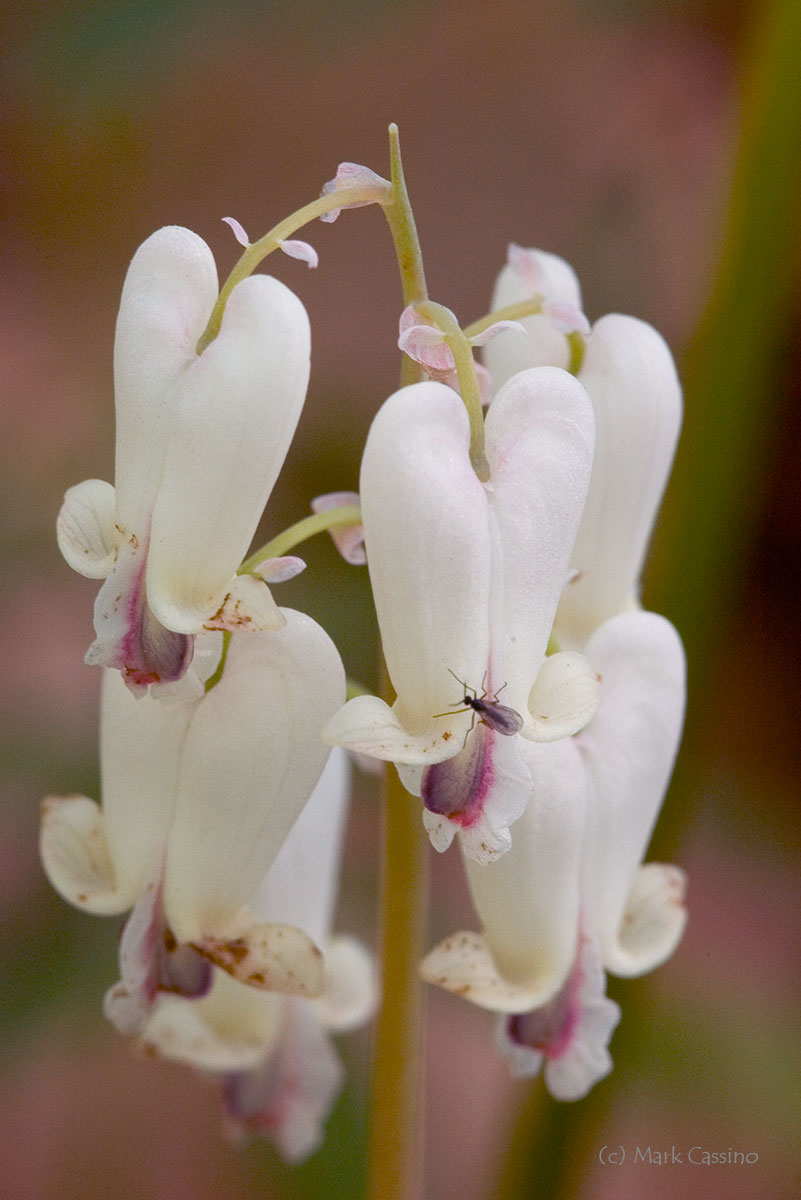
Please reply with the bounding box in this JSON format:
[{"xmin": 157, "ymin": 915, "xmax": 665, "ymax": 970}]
[
  {"xmin": 324, "ymin": 368, "xmax": 597, "ymax": 862},
  {"xmin": 484, "ymin": 244, "xmax": 682, "ymax": 649},
  {"xmin": 40, "ymin": 613, "xmax": 345, "ymax": 1002},
  {"xmin": 56, "ymin": 226, "xmax": 311, "ymax": 695}
]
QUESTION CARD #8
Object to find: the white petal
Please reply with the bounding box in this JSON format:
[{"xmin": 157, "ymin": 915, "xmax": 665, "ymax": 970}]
[
  {"xmin": 250, "ymin": 747, "xmax": 350, "ymax": 946},
  {"xmin": 484, "ymin": 249, "xmax": 582, "ymax": 380},
  {"xmin": 313, "ymin": 936, "xmax": 377, "ymax": 1032},
  {"xmin": 359, "ymin": 382, "xmax": 492, "ymax": 735},
  {"xmin": 113, "ymin": 226, "xmax": 219, "ymax": 535},
  {"xmin": 39, "ymin": 794, "xmax": 128, "ymax": 914},
  {"xmin": 140, "ymin": 971, "xmax": 285, "ymax": 1071},
  {"xmin": 323, "ymin": 693, "xmax": 468, "ymax": 764},
  {"xmin": 578, "ymin": 611, "xmax": 686, "ymax": 974},
  {"xmin": 555, "ymin": 314, "xmax": 682, "ymax": 647},
  {"xmin": 463, "ymin": 736, "xmax": 586, "ymax": 998},
  {"xmin": 201, "ymin": 573, "xmax": 285, "ymax": 633},
  {"xmin": 146, "ymin": 275, "xmax": 310, "ymax": 633},
  {"xmin": 420, "ymin": 930, "xmax": 552, "ymax": 1014},
  {"xmin": 99, "ymin": 665, "xmax": 195, "ymax": 899},
  {"xmin": 524, "ymin": 651, "xmax": 600, "ymax": 741},
  {"xmin": 606, "ymin": 863, "xmax": 688, "ymax": 977},
  {"xmin": 56, "ymin": 479, "xmax": 117, "ymax": 579},
  {"xmin": 193, "ymin": 919, "xmax": 325, "ymax": 997},
  {"xmin": 483, "ymin": 367, "xmax": 595, "ymax": 710},
  {"xmin": 163, "ymin": 610, "xmax": 345, "ymax": 941}
]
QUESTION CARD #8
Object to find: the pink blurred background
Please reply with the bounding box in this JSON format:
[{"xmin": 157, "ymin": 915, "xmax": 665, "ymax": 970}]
[{"xmin": 1, "ymin": 1, "xmax": 799, "ymax": 1197}]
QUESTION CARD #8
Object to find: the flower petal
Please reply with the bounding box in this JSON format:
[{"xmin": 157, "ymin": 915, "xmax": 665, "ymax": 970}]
[
  {"xmin": 462, "ymin": 735, "xmax": 586, "ymax": 999},
  {"xmin": 523, "ymin": 651, "xmax": 600, "ymax": 741},
  {"xmin": 313, "ymin": 936, "xmax": 377, "ymax": 1033},
  {"xmin": 39, "ymin": 794, "xmax": 126, "ymax": 914},
  {"xmin": 146, "ymin": 275, "xmax": 310, "ymax": 633},
  {"xmin": 357, "ymin": 381, "xmax": 492, "ymax": 740},
  {"xmin": 193, "ymin": 920, "xmax": 325, "ymax": 997},
  {"xmin": 113, "ymin": 226, "xmax": 219, "ymax": 536},
  {"xmin": 608, "ymin": 863, "xmax": 688, "ymax": 977},
  {"xmin": 322, "ymin": 693, "xmax": 467, "ymax": 764},
  {"xmin": 202, "ymin": 573, "xmax": 285, "ymax": 633},
  {"xmin": 56, "ymin": 479, "xmax": 117, "ymax": 579},
  {"xmin": 163, "ymin": 610, "xmax": 345, "ymax": 942},
  {"xmin": 577, "ymin": 611, "xmax": 686, "ymax": 975},
  {"xmin": 420, "ymin": 930, "xmax": 552, "ymax": 1014},
  {"xmin": 484, "ymin": 248, "xmax": 583, "ymax": 379},
  {"xmin": 223, "ymin": 1001, "xmax": 344, "ymax": 1162},
  {"xmin": 483, "ymin": 367, "xmax": 595, "ymax": 710},
  {"xmin": 555, "ymin": 314, "xmax": 682, "ymax": 647}
]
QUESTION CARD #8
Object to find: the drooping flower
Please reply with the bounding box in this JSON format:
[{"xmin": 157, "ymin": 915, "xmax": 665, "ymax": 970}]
[
  {"xmin": 421, "ymin": 609, "xmax": 687, "ymax": 1099},
  {"xmin": 418, "ymin": 249, "xmax": 687, "ymax": 1097},
  {"xmin": 484, "ymin": 244, "xmax": 683, "ymax": 649},
  {"xmin": 40, "ymin": 612, "xmax": 345, "ymax": 1009},
  {"xmin": 324, "ymin": 368, "xmax": 598, "ymax": 862},
  {"xmin": 56, "ymin": 226, "xmax": 311, "ymax": 695}
]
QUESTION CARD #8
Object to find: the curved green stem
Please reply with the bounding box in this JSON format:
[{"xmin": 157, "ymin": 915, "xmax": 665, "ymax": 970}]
[
  {"xmin": 196, "ymin": 185, "xmax": 387, "ymax": 353},
  {"xmin": 417, "ymin": 300, "xmax": 489, "ymax": 479},
  {"xmin": 238, "ymin": 505, "xmax": 362, "ymax": 574}
]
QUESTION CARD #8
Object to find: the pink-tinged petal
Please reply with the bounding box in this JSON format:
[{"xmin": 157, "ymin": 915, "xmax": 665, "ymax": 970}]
[
  {"xmin": 467, "ymin": 319, "xmax": 526, "ymax": 347},
  {"xmin": 103, "ymin": 883, "xmax": 213, "ymax": 1037},
  {"xmin": 319, "ymin": 162, "xmax": 390, "ymax": 222},
  {"xmin": 421, "ymin": 725, "xmax": 530, "ymax": 864},
  {"xmin": 484, "ymin": 247, "xmax": 583, "ymax": 379},
  {"xmin": 608, "ymin": 863, "xmax": 687, "ymax": 977},
  {"xmin": 253, "ymin": 556, "xmax": 307, "ymax": 583},
  {"xmin": 86, "ymin": 539, "xmax": 194, "ymax": 692},
  {"xmin": 56, "ymin": 479, "xmax": 117, "ymax": 579},
  {"xmin": 398, "ymin": 307, "xmax": 456, "ymax": 374},
  {"xmin": 497, "ymin": 940, "xmax": 620, "ymax": 1101},
  {"xmin": 542, "ymin": 299, "xmax": 590, "ymax": 337},
  {"xmin": 146, "ymin": 275, "xmax": 310, "ymax": 634},
  {"xmin": 163, "ymin": 610, "xmax": 345, "ymax": 942},
  {"xmin": 463, "ymin": 736, "xmax": 586, "ymax": 999},
  {"xmin": 523, "ymin": 651, "xmax": 600, "ymax": 741},
  {"xmin": 313, "ymin": 936, "xmax": 377, "ymax": 1033},
  {"xmin": 98, "ymin": 665, "xmax": 195, "ymax": 899},
  {"xmin": 311, "ymin": 491, "xmax": 365, "ymax": 565},
  {"xmin": 222, "ymin": 216, "xmax": 250, "ymax": 246},
  {"xmin": 421, "ymin": 930, "xmax": 568, "ymax": 1014},
  {"xmin": 278, "ymin": 238, "xmax": 319, "ymax": 268},
  {"xmin": 224, "ymin": 1001, "xmax": 344, "ymax": 1161},
  {"xmin": 359, "ymin": 382, "xmax": 492, "ymax": 740},
  {"xmin": 577, "ymin": 611, "xmax": 685, "ymax": 975},
  {"xmin": 202, "ymin": 573, "xmax": 285, "ymax": 633},
  {"xmin": 193, "ymin": 920, "xmax": 324, "ymax": 998},
  {"xmin": 39, "ymin": 795, "xmax": 127, "ymax": 914},
  {"xmin": 113, "ymin": 226, "xmax": 219, "ymax": 536},
  {"xmin": 484, "ymin": 367, "xmax": 595, "ymax": 710},
  {"xmin": 556, "ymin": 314, "xmax": 682, "ymax": 647}
]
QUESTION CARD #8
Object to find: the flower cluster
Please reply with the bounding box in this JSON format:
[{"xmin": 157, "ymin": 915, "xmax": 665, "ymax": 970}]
[
  {"xmin": 42, "ymin": 144, "xmax": 688, "ymax": 1161},
  {"xmin": 326, "ymin": 243, "xmax": 687, "ymax": 1100},
  {"xmin": 43, "ymin": 227, "xmax": 375, "ymax": 1158}
]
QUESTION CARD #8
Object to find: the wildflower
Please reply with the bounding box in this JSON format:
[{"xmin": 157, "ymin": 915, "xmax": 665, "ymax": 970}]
[
  {"xmin": 324, "ymin": 368, "xmax": 598, "ymax": 862},
  {"xmin": 56, "ymin": 226, "xmax": 311, "ymax": 695}
]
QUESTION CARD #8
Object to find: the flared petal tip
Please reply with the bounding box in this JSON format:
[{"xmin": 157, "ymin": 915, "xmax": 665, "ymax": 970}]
[
  {"xmin": 322, "ymin": 694, "xmax": 459, "ymax": 765},
  {"xmin": 420, "ymin": 931, "xmax": 550, "ymax": 1014},
  {"xmin": 193, "ymin": 919, "xmax": 325, "ymax": 998},
  {"xmin": 39, "ymin": 795, "xmax": 130, "ymax": 915},
  {"xmin": 605, "ymin": 863, "xmax": 688, "ymax": 977}
]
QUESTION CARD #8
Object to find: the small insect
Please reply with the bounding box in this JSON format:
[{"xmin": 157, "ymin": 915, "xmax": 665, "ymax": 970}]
[{"xmin": 433, "ymin": 670, "xmax": 524, "ymax": 746}]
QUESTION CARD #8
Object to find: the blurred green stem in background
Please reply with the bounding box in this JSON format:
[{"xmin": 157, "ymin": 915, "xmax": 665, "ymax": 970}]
[{"xmin": 496, "ymin": 0, "xmax": 801, "ymax": 1195}]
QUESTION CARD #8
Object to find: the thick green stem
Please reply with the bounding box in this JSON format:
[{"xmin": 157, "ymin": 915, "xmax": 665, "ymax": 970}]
[
  {"xmin": 417, "ymin": 300, "xmax": 489, "ymax": 479},
  {"xmin": 365, "ymin": 761, "xmax": 429, "ymax": 1200}
]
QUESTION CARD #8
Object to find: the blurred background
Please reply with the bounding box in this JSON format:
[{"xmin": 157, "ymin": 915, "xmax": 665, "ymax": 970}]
[{"xmin": 1, "ymin": 0, "xmax": 799, "ymax": 1197}]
